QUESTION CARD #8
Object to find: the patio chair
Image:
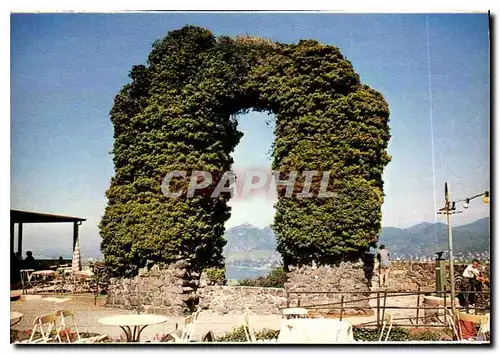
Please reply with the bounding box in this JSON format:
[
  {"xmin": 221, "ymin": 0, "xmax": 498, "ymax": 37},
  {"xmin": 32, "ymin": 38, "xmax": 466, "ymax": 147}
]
[
  {"xmin": 243, "ymin": 308, "xmax": 257, "ymax": 342},
  {"xmin": 17, "ymin": 313, "xmax": 60, "ymax": 343},
  {"xmin": 378, "ymin": 312, "xmax": 394, "ymax": 342},
  {"xmin": 455, "ymin": 311, "xmax": 490, "ymax": 341},
  {"xmin": 20, "ymin": 269, "xmax": 37, "ymax": 295},
  {"xmin": 165, "ymin": 308, "xmax": 202, "ymax": 342},
  {"xmin": 55, "ymin": 309, "xmax": 108, "ymax": 343},
  {"xmin": 243, "ymin": 309, "xmax": 278, "ymax": 343},
  {"xmin": 445, "ymin": 309, "xmax": 461, "ymax": 340},
  {"xmin": 201, "ymin": 330, "xmax": 215, "ymax": 342}
]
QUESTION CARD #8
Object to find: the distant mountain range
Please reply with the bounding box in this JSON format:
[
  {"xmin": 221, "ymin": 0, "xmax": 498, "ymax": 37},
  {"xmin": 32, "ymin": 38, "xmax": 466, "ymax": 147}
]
[
  {"xmin": 223, "ymin": 223, "xmax": 277, "ymax": 261},
  {"xmin": 32, "ymin": 217, "xmax": 489, "ymax": 278},
  {"xmin": 379, "ymin": 217, "xmax": 490, "ymax": 257},
  {"xmin": 223, "ymin": 217, "xmax": 491, "ymax": 262}
]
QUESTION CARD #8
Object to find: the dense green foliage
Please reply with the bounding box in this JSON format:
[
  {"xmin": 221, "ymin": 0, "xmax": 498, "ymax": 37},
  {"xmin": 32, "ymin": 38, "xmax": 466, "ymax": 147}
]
[
  {"xmin": 215, "ymin": 326, "xmax": 450, "ymax": 342},
  {"xmin": 100, "ymin": 26, "xmax": 391, "ymax": 276},
  {"xmin": 238, "ymin": 267, "xmax": 288, "ymax": 288},
  {"xmin": 204, "ymin": 267, "xmax": 226, "ymax": 285},
  {"xmin": 353, "ymin": 327, "xmax": 410, "ymax": 341},
  {"xmin": 216, "ymin": 326, "xmax": 279, "ymax": 342},
  {"xmin": 353, "ymin": 327, "xmax": 413, "ymax": 341}
]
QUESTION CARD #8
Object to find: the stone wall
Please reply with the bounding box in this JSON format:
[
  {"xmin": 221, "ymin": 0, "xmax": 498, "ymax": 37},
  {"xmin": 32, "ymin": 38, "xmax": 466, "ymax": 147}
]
[
  {"xmin": 106, "ymin": 260, "xmax": 198, "ymax": 316},
  {"xmin": 106, "ymin": 261, "xmax": 490, "ymax": 316},
  {"xmin": 380, "ymin": 261, "xmax": 490, "ymax": 291},
  {"xmin": 197, "ymin": 286, "xmax": 287, "ymax": 315},
  {"xmin": 284, "ymin": 262, "xmax": 372, "ymax": 316}
]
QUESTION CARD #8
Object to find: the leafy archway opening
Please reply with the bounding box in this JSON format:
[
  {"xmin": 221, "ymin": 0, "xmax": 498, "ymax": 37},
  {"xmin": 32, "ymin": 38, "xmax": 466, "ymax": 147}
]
[{"xmin": 100, "ymin": 26, "xmax": 391, "ymax": 277}]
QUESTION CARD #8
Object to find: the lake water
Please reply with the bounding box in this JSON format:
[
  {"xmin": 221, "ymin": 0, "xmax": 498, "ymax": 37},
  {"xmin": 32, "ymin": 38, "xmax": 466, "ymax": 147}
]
[{"xmin": 225, "ymin": 265, "xmax": 270, "ymax": 281}]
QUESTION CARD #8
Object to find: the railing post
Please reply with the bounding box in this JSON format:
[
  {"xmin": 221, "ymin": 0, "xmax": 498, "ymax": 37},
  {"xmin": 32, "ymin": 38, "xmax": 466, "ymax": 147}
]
[
  {"xmin": 443, "ymin": 285, "xmax": 447, "ymax": 312},
  {"xmin": 376, "ymin": 291, "xmax": 380, "ymax": 331},
  {"xmin": 287, "ymin": 291, "xmax": 290, "ymax": 308},
  {"xmin": 381, "ymin": 290, "xmax": 388, "ymax": 322},
  {"xmin": 340, "ymin": 295, "xmax": 344, "ymax": 321},
  {"xmin": 416, "ymin": 286, "xmax": 421, "ymax": 325}
]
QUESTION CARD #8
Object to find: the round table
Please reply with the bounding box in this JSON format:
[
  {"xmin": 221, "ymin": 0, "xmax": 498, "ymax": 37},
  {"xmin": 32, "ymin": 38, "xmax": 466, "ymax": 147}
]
[
  {"xmin": 11, "ymin": 312, "xmax": 23, "ymax": 327},
  {"xmin": 278, "ymin": 318, "xmax": 354, "ymax": 343},
  {"xmin": 98, "ymin": 314, "xmax": 168, "ymax": 342},
  {"xmin": 282, "ymin": 307, "xmax": 309, "ymax": 319}
]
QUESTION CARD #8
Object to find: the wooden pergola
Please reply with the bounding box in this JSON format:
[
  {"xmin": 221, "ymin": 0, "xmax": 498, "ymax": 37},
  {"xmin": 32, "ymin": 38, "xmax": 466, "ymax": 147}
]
[{"xmin": 10, "ymin": 209, "xmax": 87, "ymax": 270}]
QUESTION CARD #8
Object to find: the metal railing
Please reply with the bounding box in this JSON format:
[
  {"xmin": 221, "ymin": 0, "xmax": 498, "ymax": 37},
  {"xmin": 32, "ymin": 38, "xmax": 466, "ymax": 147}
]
[{"xmin": 284, "ymin": 287, "xmax": 490, "ymax": 330}]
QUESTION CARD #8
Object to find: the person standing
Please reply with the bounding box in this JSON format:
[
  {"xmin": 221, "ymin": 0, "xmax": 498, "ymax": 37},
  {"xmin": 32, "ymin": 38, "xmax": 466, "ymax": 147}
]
[
  {"xmin": 21, "ymin": 251, "xmax": 37, "ymax": 270},
  {"xmin": 377, "ymin": 245, "xmax": 391, "ymax": 287},
  {"xmin": 460, "ymin": 259, "xmax": 483, "ymax": 311}
]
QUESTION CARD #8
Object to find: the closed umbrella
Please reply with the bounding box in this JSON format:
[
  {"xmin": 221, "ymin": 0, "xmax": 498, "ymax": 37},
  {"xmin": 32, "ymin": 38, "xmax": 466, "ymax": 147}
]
[{"xmin": 72, "ymin": 238, "xmax": 81, "ymax": 272}]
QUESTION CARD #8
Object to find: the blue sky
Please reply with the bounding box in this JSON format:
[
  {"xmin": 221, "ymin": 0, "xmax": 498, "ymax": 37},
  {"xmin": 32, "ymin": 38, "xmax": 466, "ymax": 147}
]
[{"xmin": 11, "ymin": 13, "xmax": 490, "ymax": 258}]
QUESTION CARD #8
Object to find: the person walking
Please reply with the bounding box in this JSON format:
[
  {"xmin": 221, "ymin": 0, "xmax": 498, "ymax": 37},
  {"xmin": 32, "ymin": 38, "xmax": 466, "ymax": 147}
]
[{"xmin": 377, "ymin": 245, "xmax": 391, "ymax": 287}]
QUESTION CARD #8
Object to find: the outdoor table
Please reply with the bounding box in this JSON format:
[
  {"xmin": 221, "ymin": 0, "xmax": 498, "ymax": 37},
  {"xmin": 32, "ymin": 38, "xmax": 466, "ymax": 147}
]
[
  {"xmin": 98, "ymin": 314, "xmax": 168, "ymax": 342},
  {"xmin": 74, "ymin": 270, "xmax": 94, "ymax": 277},
  {"xmin": 31, "ymin": 270, "xmax": 56, "ymax": 280},
  {"xmin": 11, "ymin": 312, "xmax": 23, "ymax": 327},
  {"xmin": 277, "ymin": 318, "xmax": 354, "ymax": 343},
  {"xmin": 282, "ymin": 307, "xmax": 309, "ymax": 319}
]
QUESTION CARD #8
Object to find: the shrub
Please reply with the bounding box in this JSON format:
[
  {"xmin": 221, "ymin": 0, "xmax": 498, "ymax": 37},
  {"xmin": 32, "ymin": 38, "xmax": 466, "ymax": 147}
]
[
  {"xmin": 216, "ymin": 325, "xmax": 280, "ymax": 342},
  {"xmin": 238, "ymin": 267, "xmax": 287, "ymax": 288},
  {"xmin": 265, "ymin": 267, "xmax": 288, "ymax": 288},
  {"xmin": 204, "ymin": 267, "xmax": 226, "ymax": 285},
  {"xmin": 100, "ymin": 25, "xmax": 391, "ymax": 276},
  {"xmin": 353, "ymin": 327, "xmax": 453, "ymax": 342},
  {"xmin": 353, "ymin": 327, "xmax": 411, "ymax": 342},
  {"xmin": 409, "ymin": 327, "xmax": 451, "ymax": 341}
]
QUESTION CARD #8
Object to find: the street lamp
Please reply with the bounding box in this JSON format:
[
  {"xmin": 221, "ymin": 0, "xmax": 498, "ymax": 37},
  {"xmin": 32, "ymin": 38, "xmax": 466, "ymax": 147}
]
[{"xmin": 437, "ymin": 183, "xmax": 490, "ymax": 315}]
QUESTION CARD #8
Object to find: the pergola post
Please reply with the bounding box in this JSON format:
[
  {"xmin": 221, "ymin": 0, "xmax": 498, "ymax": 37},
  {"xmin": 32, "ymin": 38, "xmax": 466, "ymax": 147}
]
[
  {"xmin": 10, "ymin": 221, "xmax": 14, "ymax": 255},
  {"xmin": 17, "ymin": 223, "xmax": 23, "ymax": 256},
  {"xmin": 73, "ymin": 221, "xmax": 78, "ymax": 251}
]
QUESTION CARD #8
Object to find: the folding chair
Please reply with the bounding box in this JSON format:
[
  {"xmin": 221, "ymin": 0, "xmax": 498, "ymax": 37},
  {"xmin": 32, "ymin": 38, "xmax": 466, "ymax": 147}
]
[
  {"xmin": 243, "ymin": 308, "xmax": 257, "ymax": 342},
  {"xmin": 18, "ymin": 314, "xmax": 60, "ymax": 343},
  {"xmin": 202, "ymin": 330, "xmax": 215, "ymax": 342},
  {"xmin": 55, "ymin": 309, "xmax": 108, "ymax": 343},
  {"xmin": 378, "ymin": 312, "xmax": 394, "ymax": 342},
  {"xmin": 165, "ymin": 308, "xmax": 201, "ymax": 342},
  {"xmin": 445, "ymin": 309, "xmax": 461, "ymax": 340},
  {"xmin": 456, "ymin": 311, "xmax": 490, "ymax": 341},
  {"xmin": 243, "ymin": 309, "xmax": 277, "ymax": 343}
]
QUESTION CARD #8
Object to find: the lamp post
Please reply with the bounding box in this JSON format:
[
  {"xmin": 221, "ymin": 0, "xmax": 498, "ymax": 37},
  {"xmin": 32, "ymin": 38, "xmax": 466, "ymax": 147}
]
[
  {"xmin": 437, "ymin": 183, "xmax": 490, "ymax": 315},
  {"xmin": 437, "ymin": 183, "xmax": 460, "ymax": 314}
]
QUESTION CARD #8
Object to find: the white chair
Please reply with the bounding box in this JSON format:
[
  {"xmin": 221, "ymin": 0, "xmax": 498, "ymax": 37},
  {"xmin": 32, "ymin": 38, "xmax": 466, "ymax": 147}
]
[
  {"xmin": 17, "ymin": 314, "xmax": 60, "ymax": 343},
  {"xmin": 378, "ymin": 312, "xmax": 394, "ymax": 342},
  {"xmin": 166, "ymin": 308, "xmax": 201, "ymax": 342},
  {"xmin": 445, "ymin": 309, "xmax": 461, "ymax": 340},
  {"xmin": 55, "ymin": 309, "xmax": 108, "ymax": 343},
  {"xmin": 243, "ymin": 308, "xmax": 257, "ymax": 342}
]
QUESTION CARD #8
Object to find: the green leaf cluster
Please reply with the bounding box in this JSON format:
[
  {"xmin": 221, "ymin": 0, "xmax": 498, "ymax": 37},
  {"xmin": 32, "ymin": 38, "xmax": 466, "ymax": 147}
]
[
  {"xmin": 216, "ymin": 325, "xmax": 279, "ymax": 342},
  {"xmin": 204, "ymin": 267, "xmax": 227, "ymax": 285},
  {"xmin": 100, "ymin": 25, "xmax": 391, "ymax": 276},
  {"xmin": 238, "ymin": 267, "xmax": 288, "ymax": 288}
]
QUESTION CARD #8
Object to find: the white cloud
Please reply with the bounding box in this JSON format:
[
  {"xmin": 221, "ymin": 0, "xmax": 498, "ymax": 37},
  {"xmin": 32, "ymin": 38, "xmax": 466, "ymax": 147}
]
[{"xmin": 226, "ymin": 195, "xmax": 277, "ymax": 229}]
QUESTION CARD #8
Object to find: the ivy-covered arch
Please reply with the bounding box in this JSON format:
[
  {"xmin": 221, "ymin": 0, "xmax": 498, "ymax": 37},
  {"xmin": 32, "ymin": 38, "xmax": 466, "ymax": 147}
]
[{"xmin": 100, "ymin": 26, "xmax": 391, "ymax": 277}]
